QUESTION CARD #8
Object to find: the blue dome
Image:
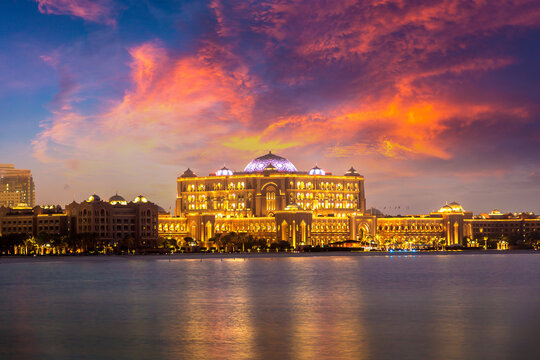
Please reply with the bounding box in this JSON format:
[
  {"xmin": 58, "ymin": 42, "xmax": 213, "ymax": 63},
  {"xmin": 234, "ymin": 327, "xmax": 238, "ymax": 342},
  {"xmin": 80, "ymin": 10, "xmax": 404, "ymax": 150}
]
[
  {"xmin": 309, "ymin": 165, "xmax": 325, "ymax": 176},
  {"xmin": 244, "ymin": 151, "xmax": 297, "ymax": 173},
  {"xmin": 86, "ymin": 194, "xmax": 101, "ymax": 202},
  {"xmin": 216, "ymin": 166, "xmax": 233, "ymax": 176}
]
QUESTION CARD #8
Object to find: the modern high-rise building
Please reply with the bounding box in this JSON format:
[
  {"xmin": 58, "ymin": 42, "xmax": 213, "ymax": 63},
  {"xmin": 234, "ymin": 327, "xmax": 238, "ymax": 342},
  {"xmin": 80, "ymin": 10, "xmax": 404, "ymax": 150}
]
[{"xmin": 0, "ymin": 164, "xmax": 35, "ymax": 207}]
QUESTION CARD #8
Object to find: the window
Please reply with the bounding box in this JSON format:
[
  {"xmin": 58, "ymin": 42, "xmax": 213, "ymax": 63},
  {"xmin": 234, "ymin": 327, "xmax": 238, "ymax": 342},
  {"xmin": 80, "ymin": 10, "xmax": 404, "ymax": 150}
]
[{"xmin": 266, "ymin": 191, "xmax": 276, "ymax": 211}]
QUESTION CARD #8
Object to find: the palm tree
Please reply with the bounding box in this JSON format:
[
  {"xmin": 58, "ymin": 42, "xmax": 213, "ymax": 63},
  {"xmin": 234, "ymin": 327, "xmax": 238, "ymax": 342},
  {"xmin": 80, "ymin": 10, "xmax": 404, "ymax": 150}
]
[{"xmin": 23, "ymin": 237, "xmax": 37, "ymax": 255}]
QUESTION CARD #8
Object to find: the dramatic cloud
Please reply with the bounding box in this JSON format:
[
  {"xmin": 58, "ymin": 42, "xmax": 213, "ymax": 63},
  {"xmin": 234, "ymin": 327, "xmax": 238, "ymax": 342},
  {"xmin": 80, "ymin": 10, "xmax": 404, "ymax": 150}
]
[
  {"xmin": 31, "ymin": 0, "xmax": 540, "ymax": 211},
  {"xmin": 36, "ymin": 0, "xmax": 116, "ymax": 25},
  {"xmin": 33, "ymin": 40, "xmax": 257, "ymax": 177}
]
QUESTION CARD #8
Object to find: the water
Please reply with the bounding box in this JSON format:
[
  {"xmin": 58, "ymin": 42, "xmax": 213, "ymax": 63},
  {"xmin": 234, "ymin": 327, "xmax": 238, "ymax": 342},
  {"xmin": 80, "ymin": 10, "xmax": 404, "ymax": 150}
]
[{"xmin": 1, "ymin": 252, "xmax": 539, "ymax": 360}]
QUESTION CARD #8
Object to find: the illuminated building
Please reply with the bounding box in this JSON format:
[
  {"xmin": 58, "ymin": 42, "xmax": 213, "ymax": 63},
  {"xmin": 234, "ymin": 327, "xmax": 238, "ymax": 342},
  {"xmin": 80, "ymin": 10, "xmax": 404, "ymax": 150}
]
[
  {"xmin": 66, "ymin": 194, "xmax": 159, "ymax": 247},
  {"xmin": 0, "ymin": 205, "xmax": 70, "ymax": 237},
  {"xmin": 159, "ymin": 152, "xmax": 540, "ymax": 249},
  {"xmin": 465, "ymin": 210, "xmax": 540, "ymax": 238},
  {"xmin": 162, "ymin": 151, "xmax": 376, "ymax": 247},
  {"xmin": 374, "ymin": 203, "xmax": 540, "ymax": 248},
  {"xmin": 375, "ymin": 202, "xmax": 473, "ymax": 247},
  {"xmin": 0, "ymin": 164, "xmax": 35, "ymax": 207}
]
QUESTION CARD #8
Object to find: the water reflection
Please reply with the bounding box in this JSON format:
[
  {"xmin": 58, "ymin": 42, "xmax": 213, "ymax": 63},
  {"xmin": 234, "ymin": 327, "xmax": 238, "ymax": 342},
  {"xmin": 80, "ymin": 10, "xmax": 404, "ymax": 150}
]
[{"xmin": 1, "ymin": 254, "xmax": 540, "ymax": 359}]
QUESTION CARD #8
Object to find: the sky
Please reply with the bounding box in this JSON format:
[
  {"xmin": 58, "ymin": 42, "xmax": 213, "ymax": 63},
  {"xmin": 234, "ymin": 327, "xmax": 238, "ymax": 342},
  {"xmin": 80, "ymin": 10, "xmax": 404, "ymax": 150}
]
[{"xmin": 1, "ymin": 0, "xmax": 539, "ymax": 215}]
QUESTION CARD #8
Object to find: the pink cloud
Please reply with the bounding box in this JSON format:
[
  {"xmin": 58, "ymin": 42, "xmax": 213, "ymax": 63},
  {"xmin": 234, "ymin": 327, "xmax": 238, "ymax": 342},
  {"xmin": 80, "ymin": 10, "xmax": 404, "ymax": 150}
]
[
  {"xmin": 33, "ymin": 40, "xmax": 258, "ymax": 176},
  {"xmin": 32, "ymin": 0, "xmax": 540, "ymax": 210},
  {"xmin": 36, "ymin": 0, "xmax": 116, "ymax": 25}
]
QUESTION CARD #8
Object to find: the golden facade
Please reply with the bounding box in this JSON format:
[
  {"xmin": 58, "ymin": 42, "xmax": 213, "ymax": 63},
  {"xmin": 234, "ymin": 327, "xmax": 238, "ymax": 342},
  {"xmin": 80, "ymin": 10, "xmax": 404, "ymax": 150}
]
[
  {"xmin": 161, "ymin": 152, "xmax": 376, "ymax": 247},
  {"xmin": 159, "ymin": 151, "xmax": 540, "ymax": 249}
]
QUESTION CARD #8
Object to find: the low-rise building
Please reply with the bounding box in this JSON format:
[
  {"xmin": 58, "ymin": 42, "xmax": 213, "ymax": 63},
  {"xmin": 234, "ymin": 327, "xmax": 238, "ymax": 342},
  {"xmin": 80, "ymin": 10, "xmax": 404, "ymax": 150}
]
[
  {"xmin": 0, "ymin": 205, "xmax": 70, "ymax": 237},
  {"xmin": 66, "ymin": 194, "xmax": 159, "ymax": 247}
]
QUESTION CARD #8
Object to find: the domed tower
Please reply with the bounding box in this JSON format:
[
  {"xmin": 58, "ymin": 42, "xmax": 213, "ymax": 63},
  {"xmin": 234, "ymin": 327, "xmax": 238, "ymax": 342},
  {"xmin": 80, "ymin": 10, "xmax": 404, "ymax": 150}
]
[
  {"xmin": 86, "ymin": 194, "xmax": 101, "ymax": 202},
  {"xmin": 243, "ymin": 151, "xmax": 298, "ymax": 173},
  {"xmin": 309, "ymin": 165, "xmax": 325, "ymax": 176},
  {"xmin": 133, "ymin": 195, "xmax": 149, "ymax": 203},
  {"xmin": 181, "ymin": 168, "xmax": 197, "ymax": 178},
  {"xmin": 109, "ymin": 193, "xmax": 127, "ymax": 206},
  {"xmin": 216, "ymin": 166, "xmax": 233, "ymax": 176},
  {"xmin": 344, "ymin": 167, "xmax": 360, "ymax": 177},
  {"xmin": 437, "ymin": 201, "xmax": 467, "ymax": 246}
]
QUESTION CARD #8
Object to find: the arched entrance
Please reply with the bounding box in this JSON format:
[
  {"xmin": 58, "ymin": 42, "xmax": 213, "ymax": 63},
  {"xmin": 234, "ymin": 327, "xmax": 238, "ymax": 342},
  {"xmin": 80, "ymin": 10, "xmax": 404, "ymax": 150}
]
[
  {"xmin": 300, "ymin": 220, "xmax": 307, "ymax": 245},
  {"xmin": 356, "ymin": 223, "xmax": 371, "ymax": 240},
  {"xmin": 205, "ymin": 221, "xmax": 213, "ymax": 241},
  {"xmin": 281, "ymin": 220, "xmax": 289, "ymax": 242}
]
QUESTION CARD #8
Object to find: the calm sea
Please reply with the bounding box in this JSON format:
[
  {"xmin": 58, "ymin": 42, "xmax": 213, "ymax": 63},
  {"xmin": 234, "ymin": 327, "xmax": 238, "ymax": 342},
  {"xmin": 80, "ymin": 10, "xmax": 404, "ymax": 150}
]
[{"xmin": 1, "ymin": 252, "xmax": 539, "ymax": 360}]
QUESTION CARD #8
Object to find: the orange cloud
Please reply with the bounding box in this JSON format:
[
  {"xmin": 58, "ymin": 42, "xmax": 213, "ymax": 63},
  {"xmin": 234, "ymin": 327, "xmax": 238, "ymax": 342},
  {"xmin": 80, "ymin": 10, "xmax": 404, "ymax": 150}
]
[
  {"xmin": 33, "ymin": 40, "xmax": 257, "ymax": 176},
  {"xmin": 36, "ymin": 0, "xmax": 116, "ymax": 25},
  {"xmin": 32, "ymin": 0, "xmax": 540, "ymax": 209}
]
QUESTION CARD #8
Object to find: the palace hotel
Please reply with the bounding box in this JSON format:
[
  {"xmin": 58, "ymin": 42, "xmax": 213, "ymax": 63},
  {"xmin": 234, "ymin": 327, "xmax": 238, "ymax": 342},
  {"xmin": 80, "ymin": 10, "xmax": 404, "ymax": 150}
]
[{"xmin": 158, "ymin": 152, "xmax": 540, "ymax": 248}]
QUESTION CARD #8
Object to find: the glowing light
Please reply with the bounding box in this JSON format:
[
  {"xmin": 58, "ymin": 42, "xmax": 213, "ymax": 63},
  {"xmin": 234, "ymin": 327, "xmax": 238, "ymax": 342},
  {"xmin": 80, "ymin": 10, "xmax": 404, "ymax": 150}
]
[
  {"xmin": 134, "ymin": 195, "xmax": 148, "ymax": 203},
  {"xmin": 244, "ymin": 152, "xmax": 297, "ymax": 173},
  {"xmin": 309, "ymin": 165, "xmax": 326, "ymax": 176},
  {"xmin": 216, "ymin": 166, "xmax": 233, "ymax": 176},
  {"xmin": 86, "ymin": 194, "xmax": 101, "ymax": 202}
]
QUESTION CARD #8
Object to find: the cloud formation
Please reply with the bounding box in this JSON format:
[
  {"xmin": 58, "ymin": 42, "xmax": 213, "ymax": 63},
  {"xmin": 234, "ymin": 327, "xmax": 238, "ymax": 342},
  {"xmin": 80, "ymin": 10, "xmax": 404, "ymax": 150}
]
[
  {"xmin": 36, "ymin": 0, "xmax": 116, "ymax": 25},
  {"xmin": 32, "ymin": 0, "xmax": 540, "ymax": 212}
]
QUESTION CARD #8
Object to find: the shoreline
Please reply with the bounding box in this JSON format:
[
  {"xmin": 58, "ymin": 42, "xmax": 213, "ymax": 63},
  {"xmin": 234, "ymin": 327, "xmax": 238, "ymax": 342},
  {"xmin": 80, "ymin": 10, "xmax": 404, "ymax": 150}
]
[{"xmin": 1, "ymin": 249, "xmax": 538, "ymax": 262}]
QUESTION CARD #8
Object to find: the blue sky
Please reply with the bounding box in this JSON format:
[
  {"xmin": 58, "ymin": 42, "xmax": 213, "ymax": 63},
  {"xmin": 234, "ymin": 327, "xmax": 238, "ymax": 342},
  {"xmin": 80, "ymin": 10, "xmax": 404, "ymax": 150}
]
[{"xmin": 1, "ymin": 0, "xmax": 540, "ymax": 214}]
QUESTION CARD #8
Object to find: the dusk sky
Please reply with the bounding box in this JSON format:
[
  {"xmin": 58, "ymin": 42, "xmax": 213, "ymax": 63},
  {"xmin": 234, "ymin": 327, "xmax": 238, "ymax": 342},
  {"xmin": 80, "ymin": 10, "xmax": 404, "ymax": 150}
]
[{"xmin": 1, "ymin": 0, "xmax": 539, "ymax": 214}]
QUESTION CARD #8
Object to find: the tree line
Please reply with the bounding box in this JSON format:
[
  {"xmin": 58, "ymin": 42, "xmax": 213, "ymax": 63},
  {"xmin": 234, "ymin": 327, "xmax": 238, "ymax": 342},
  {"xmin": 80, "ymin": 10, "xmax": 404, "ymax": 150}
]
[{"xmin": 0, "ymin": 232, "xmax": 160, "ymax": 255}]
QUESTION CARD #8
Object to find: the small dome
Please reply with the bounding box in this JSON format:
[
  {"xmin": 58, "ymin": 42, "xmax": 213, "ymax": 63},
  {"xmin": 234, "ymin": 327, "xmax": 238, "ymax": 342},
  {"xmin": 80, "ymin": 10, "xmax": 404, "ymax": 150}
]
[
  {"xmin": 345, "ymin": 166, "xmax": 360, "ymax": 176},
  {"xmin": 133, "ymin": 195, "xmax": 149, "ymax": 203},
  {"xmin": 438, "ymin": 202, "xmax": 464, "ymax": 213},
  {"xmin": 244, "ymin": 151, "xmax": 297, "ymax": 173},
  {"xmin": 109, "ymin": 193, "xmax": 127, "ymax": 205},
  {"xmin": 438, "ymin": 204, "xmax": 453, "ymax": 213},
  {"xmin": 448, "ymin": 201, "xmax": 464, "ymax": 212},
  {"xmin": 86, "ymin": 194, "xmax": 101, "ymax": 202},
  {"xmin": 490, "ymin": 209, "xmax": 502, "ymax": 215},
  {"xmin": 216, "ymin": 166, "xmax": 233, "ymax": 176},
  {"xmin": 309, "ymin": 165, "xmax": 325, "ymax": 176},
  {"xmin": 181, "ymin": 168, "xmax": 197, "ymax": 178}
]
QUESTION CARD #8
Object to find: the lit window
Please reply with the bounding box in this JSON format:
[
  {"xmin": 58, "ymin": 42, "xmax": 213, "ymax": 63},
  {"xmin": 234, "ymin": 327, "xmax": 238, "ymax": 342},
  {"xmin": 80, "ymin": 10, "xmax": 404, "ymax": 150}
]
[{"xmin": 266, "ymin": 192, "xmax": 276, "ymax": 211}]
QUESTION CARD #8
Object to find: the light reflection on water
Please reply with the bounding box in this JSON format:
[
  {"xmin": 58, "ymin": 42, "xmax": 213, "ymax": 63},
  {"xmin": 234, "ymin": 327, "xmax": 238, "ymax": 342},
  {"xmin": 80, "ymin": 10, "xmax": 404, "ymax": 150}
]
[{"xmin": 1, "ymin": 253, "xmax": 540, "ymax": 360}]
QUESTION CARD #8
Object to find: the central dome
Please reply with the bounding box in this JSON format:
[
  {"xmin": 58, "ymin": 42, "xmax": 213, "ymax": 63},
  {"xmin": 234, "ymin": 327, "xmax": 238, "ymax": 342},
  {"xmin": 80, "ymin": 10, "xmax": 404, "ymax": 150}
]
[
  {"xmin": 244, "ymin": 151, "xmax": 297, "ymax": 173},
  {"xmin": 109, "ymin": 194, "xmax": 127, "ymax": 206}
]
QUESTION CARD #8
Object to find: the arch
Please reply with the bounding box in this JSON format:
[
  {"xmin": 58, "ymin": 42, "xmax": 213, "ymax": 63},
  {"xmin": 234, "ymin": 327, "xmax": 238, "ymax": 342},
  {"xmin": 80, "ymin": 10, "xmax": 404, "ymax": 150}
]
[
  {"xmin": 281, "ymin": 220, "xmax": 289, "ymax": 242},
  {"xmin": 300, "ymin": 220, "xmax": 307, "ymax": 244},
  {"xmin": 205, "ymin": 221, "xmax": 213, "ymax": 241},
  {"xmin": 357, "ymin": 222, "xmax": 371, "ymax": 240},
  {"xmin": 261, "ymin": 182, "xmax": 279, "ymax": 191},
  {"xmin": 190, "ymin": 221, "xmax": 197, "ymax": 239}
]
